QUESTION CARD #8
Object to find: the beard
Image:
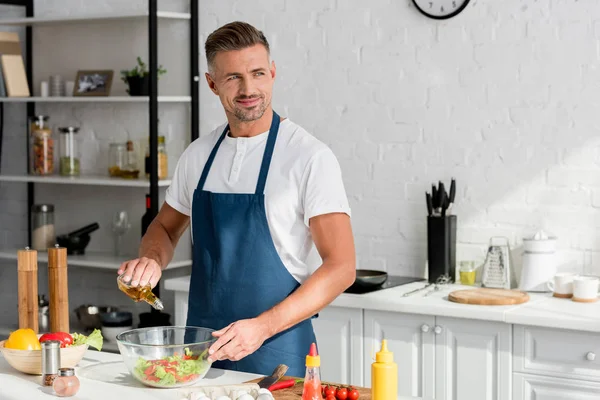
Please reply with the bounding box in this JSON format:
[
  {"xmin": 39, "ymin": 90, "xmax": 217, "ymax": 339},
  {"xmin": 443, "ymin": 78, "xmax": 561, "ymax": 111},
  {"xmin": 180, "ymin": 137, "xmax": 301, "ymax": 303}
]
[{"xmin": 232, "ymin": 95, "xmax": 268, "ymax": 122}]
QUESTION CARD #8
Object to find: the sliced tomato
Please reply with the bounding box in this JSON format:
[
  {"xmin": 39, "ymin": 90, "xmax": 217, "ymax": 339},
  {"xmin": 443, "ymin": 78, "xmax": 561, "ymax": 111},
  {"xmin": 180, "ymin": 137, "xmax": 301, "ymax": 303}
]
[{"xmin": 144, "ymin": 365, "xmax": 157, "ymax": 375}]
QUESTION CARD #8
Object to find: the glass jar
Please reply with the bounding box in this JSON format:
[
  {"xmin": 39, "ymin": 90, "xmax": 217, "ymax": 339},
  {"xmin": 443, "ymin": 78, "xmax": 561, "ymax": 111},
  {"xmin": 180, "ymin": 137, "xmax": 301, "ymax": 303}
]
[
  {"xmin": 52, "ymin": 367, "xmax": 80, "ymax": 397},
  {"xmin": 144, "ymin": 136, "xmax": 168, "ymax": 179},
  {"xmin": 31, "ymin": 204, "xmax": 55, "ymax": 251},
  {"xmin": 58, "ymin": 127, "xmax": 80, "ymax": 176},
  {"xmin": 29, "ymin": 115, "xmax": 54, "ymax": 175},
  {"xmin": 108, "ymin": 143, "xmax": 126, "ymax": 177},
  {"xmin": 459, "ymin": 261, "xmax": 476, "ymax": 286}
]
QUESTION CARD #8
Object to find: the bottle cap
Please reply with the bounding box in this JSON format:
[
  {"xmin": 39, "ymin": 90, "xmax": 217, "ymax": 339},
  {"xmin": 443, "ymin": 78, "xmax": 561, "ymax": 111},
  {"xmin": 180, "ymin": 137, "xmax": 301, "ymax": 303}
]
[
  {"xmin": 305, "ymin": 342, "xmax": 320, "ymax": 367},
  {"xmin": 376, "ymin": 339, "xmax": 394, "ymax": 363}
]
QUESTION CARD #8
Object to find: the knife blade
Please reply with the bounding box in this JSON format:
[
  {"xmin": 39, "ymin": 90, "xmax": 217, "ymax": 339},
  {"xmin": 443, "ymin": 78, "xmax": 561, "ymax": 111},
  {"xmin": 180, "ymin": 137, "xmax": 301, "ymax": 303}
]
[
  {"xmin": 431, "ymin": 184, "xmax": 438, "ymax": 209},
  {"xmin": 257, "ymin": 364, "xmax": 288, "ymax": 389},
  {"xmin": 448, "ymin": 178, "xmax": 456, "ymax": 213},
  {"xmin": 426, "ymin": 192, "xmax": 433, "ymax": 217}
]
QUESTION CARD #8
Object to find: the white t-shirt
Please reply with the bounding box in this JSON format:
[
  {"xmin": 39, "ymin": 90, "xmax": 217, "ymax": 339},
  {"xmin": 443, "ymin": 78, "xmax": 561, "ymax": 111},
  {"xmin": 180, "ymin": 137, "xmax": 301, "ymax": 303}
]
[{"xmin": 165, "ymin": 118, "xmax": 351, "ymax": 284}]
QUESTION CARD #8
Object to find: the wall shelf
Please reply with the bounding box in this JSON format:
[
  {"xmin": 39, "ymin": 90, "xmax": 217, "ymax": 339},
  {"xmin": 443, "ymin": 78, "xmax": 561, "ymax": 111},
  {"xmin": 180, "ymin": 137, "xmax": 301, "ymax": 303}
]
[
  {"xmin": 0, "ymin": 174, "xmax": 172, "ymax": 187},
  {"xmin": 0, "ymin": 10, "xmax": 191, "ymax": 26},
  {"xmin": 0, "ymin": 96, "xmax": 191, "ymax": 103},
  {"xmin": 0, "ymin": 249, "xmax": 191, "ymax": 270}
]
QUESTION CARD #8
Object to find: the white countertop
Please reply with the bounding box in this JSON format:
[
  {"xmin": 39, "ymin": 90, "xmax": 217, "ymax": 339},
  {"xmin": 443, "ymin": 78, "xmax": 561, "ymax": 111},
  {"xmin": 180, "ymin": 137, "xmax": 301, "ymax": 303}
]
[
  {"xmin": 164, "ymin": 276, "xmax": 600, "ymax": 333},
  {"xmin": 0, "ymin": 350, "xmax": 422, "ymax": 400}
]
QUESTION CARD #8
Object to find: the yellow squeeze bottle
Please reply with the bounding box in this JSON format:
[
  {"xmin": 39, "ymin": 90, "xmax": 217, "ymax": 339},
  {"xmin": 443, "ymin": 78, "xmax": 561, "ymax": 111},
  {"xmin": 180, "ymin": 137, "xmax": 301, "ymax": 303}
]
[{"xmin": 371, "ymin": 339, "xmax": 397, "ymax": 400}]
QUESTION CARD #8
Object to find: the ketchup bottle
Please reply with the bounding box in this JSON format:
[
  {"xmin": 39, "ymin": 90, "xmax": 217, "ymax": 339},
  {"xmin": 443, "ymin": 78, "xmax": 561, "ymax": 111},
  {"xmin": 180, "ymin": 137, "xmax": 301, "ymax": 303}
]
[{"xmin": 302, "ymin": 343, "xmax": 324, "ymax": 400}]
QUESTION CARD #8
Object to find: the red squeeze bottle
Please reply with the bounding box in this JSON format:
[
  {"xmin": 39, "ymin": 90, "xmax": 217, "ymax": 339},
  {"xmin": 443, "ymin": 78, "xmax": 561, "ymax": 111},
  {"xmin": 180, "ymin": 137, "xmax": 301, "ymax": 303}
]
[{"xmin": 302, "ymin": 343, "xmax": 324, "ymax": 400}]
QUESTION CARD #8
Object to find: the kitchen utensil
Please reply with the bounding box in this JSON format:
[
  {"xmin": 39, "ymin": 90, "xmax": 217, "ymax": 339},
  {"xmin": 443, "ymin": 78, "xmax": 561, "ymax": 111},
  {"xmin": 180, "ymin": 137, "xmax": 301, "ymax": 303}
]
[
  {"xmin": 17, "ymin": 247, "xmax": 38, "ymax": 333},
  {"xmin": 0, "ymin": 335, "xmax": 88, "ymax": 375},
  {"xmin": 546, "ymin": 273, "xmax": 575, "ymax": 298},
  {"xmin": 48, "ymin": 245, "xmax": 69, "ymax": 333},
  {"xmin": 425, "ymin": 192, "xmax": 433, "ymax": 216},
  {"xmin": 448, "ymin": 288, "xmax": 530, "ymax": 305},
  {"xmin": 56, "ymin": 222, "xmax": 99, "ymax": 255},
  {"xmin": 244, "ymin": 376, "xmax": 372, "ymax": 400},
  {"xmin": 256, "ymin": 364, "xmax": 288, "ymax": 388},
  {"xmin": 572, "ymin": 276, "xmax": 600, "ymax": 303},
  {"xmin": 519, "ymin": 231, "xmax": 557, "ymax": 292},
  {"xmin": 115, "ymin": 326, "xmax": 216, "ymax": 388},
  {"xmin": 481, "ymin": 236, "xmax": 516, "ymax": 289},
  {"xmin": 111, "ymin": 211, "xmax": 130, "ymax": 256},
  {"xmin": 348, "ymin": 269, "xmax": 388, "ymax": 290},
  {"xmin": 99, "ymin": 311, "xmax": 133, "ymax": 327},
  {"xmin": 74, "ymin": 305, "xmax": 118, "ymax": 330},
  {"xmin": 403, "ymin": 275, "xmax": 451, "ymax": 297}
]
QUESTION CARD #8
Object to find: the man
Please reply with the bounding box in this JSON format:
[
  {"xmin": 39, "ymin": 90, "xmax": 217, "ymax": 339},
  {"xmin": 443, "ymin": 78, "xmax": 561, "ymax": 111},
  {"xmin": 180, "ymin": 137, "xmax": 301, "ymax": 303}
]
[{"xmin": 118, "ymin": 21, "xmax": 356, "ymax": 377}]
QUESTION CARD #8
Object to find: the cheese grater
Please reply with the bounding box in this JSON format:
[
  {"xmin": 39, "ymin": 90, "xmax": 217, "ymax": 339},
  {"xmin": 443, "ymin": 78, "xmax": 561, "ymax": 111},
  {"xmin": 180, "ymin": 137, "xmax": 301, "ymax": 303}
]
[{"xmin": 481, "ymin": 236, "xmax": 516, "ymax": 289}]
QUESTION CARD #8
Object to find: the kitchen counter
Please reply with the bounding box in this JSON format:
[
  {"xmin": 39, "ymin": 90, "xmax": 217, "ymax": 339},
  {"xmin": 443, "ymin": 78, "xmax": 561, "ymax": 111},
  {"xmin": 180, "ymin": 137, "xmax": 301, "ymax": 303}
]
[
  {"xmin": 0, "ymin": 350, "xmax": 422, "ymax": 400},
  {"xmin": 165, "ymin": 276, "xmax": 600, "ymax": 333}
]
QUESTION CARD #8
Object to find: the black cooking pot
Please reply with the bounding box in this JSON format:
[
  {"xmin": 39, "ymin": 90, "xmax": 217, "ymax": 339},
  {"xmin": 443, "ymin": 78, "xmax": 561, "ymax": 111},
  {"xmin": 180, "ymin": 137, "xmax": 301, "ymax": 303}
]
[{"xmin": 348, "ymin": 269, "xmax": 388, "ymax": 290}]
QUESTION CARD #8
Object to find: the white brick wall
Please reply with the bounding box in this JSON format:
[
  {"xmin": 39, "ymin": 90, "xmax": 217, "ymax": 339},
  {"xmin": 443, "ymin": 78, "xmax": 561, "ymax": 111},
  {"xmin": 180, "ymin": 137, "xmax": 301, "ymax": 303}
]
[{"xmin": 2, "ymin": 0, "xmax": 600, "ymax": 328}]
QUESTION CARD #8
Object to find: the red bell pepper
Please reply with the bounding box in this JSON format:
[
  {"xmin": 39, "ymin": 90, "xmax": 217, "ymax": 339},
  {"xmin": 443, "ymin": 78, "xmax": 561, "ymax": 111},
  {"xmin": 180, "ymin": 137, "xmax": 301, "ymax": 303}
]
[
  {"xmin": 268, "ymin": 378, "xmax": 301, "ymax": 391},
  {"xmin": 39, "ymin": 332, "xmax": 73, "ymax": 348}
]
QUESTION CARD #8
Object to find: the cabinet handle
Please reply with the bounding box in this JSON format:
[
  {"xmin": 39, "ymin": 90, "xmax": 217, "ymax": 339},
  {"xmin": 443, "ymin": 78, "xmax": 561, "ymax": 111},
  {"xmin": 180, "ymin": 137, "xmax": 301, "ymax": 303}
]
[
  {"xmin": 586, "ymin": 352, "xmax": 596, "ymax": 361},
  {"xmin": 434, "ymin": 325, "xmax": 443, "ymax": 335},
  {"xmin": 421, "ymin": 324, "xmax": 430, "ymax": 333}
]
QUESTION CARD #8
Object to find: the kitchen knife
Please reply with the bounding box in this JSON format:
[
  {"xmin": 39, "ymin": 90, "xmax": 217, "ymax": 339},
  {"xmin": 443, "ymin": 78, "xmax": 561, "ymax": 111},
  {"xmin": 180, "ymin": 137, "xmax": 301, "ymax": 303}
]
[
  {"xmin": 257, "ymin": 364, "xmax": 288, "ymax": 389},
  {"xmin": 448, "ymin": 178, "xmax": 456, "ymax": 212},
  {"xmin": 440, "ymin": 190, "xmax": 447, "ymax": 217},
  {"xmin": 437, "ymin": 182, "xmax": 445, "ymax": 213},
  {"xmin": 431, "ymin": 184, "xmax": 438, "ymax": 209},
  {"xmin": 426, "ymin": 192, "xmax": 433, "ymax": 217}
]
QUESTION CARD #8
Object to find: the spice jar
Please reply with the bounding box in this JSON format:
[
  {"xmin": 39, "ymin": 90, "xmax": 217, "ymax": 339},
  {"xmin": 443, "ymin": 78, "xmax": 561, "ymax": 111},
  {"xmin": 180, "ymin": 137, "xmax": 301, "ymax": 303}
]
[
  {"xmin": 144, "ymin": 136, "xmax": 168, "ymax": 179},
  {"xmin": 29, "ymin": 115, "xmax": 54, "ymax": 175},
  {"xmin": 58, "ymin": 126, "xmax": 80, "ymax": 176},
  {"xmin": 31, "ymin": 204, "xmax": 55, "ymax": 251},
  {"xmin": 52, "ymin": 368, "xmax": 80, "ymax": 397},
  {"xmin": 108, "ymin": 143, "xmax": 126, "ymax": 177},
  {"xmin": 41, "ymin": 340, "xmax": 61, "ymax": 386}
]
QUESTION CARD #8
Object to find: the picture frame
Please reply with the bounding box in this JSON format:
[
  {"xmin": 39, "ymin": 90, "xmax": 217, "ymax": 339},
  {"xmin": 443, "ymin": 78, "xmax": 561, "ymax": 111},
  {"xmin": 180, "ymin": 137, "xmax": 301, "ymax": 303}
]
[{"xmin": 73, "ymin": 70, "xmax": 113, "ymax": 96}]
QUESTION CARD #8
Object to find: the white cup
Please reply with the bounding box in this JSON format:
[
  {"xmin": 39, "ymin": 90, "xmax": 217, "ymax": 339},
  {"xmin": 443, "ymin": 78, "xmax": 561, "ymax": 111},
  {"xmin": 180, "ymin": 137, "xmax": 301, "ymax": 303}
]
[
  {"xmin": 64, "ymin": 81, "xmax": 75, "ymax": 96},
  {"xmin": 573, "ymin": 276, "xmax": 600, "ymax": 303},
  {"xmin": 546, "ymin": 273, "xmax": 575, "ymax": 298},
  {"xmin": 40, "ymin": 81, "xmax": 49, "ymax": 97}
]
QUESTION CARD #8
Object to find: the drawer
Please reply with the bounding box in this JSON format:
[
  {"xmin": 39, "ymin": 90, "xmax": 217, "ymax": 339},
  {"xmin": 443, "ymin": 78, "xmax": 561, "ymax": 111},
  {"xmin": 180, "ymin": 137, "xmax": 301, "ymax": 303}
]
[
  {"xmin": 514, "ymin": 325, "xmax": 600, "ymax": 382},
  {"xmin": 513, "ymin": 373, "xmax": 600, "ymax": 400}
]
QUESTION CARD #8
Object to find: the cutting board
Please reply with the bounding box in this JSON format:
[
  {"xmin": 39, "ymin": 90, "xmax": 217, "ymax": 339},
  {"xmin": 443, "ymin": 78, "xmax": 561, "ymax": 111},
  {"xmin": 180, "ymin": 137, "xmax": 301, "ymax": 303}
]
[
  {"xmin": 245, "ymin": 376, "xmax": 371, "ymax": 399},
  {"xmin": 448, "ymin": 288, "xmax": 530, "ymax": 305}
]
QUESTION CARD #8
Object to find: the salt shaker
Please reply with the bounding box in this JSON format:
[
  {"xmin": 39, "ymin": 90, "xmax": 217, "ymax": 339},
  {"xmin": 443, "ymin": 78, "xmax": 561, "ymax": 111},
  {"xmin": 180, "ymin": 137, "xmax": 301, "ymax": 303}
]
[
  {"xmin": 41, "ymin": 340, "xmax": 61, "ymax": 386},
  {"xmin": 53, "ymin": 367, "xmax": 80, "ymax": 397}
]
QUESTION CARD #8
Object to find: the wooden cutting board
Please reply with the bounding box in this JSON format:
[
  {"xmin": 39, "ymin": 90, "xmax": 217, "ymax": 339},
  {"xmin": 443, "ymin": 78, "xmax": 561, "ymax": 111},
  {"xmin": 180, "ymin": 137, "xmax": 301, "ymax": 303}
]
[
  {"xmin": 448, "ymin": 288, "xmax": 530, "ymax": 305},
  {"xmin": 245, "ymin": 376, "xmax": 371, "ymax": 399}
]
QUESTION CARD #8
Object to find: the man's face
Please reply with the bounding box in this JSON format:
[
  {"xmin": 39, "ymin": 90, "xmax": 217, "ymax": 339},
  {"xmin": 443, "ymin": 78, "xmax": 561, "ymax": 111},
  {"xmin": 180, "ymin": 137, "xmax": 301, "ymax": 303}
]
[{"xmin": 206, "ymin": 44, "xmax": 276, "ymax": 123}]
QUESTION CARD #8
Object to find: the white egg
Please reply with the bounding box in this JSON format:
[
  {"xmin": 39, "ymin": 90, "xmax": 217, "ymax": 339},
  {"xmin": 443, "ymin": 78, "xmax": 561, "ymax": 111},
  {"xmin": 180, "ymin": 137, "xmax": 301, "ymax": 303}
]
[
  {"xmin": 236, "ymin": 394, "xmax": 254, "ymax": 400},
  {"xmin": 257, "ymin": 388, "xmax": 272, "ymax": 395},
  {"xmin": 215, "ymin": 396, "xmax": 232, "ymax": 400},
  {"xmin": 257, "ymin": 394, "xmax": 273, "ymax": 400}
]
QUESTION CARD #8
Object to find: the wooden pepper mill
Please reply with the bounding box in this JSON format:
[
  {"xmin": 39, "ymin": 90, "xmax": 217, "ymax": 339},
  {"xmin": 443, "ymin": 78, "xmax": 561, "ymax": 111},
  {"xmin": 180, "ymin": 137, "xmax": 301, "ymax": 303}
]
[
  {"xmin": 17, "ymin": 247, "xmax": 39, "ymax": 333},
  {"xmin": 48, "ymin": 244, "xmax": 69, "ymax": 333}
]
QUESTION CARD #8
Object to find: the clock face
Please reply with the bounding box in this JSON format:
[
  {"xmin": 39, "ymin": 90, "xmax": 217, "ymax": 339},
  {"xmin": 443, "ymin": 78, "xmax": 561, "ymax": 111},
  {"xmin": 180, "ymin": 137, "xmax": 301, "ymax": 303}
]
[{"xmin": 412, "ymin": 0, "xmax": 471, "ymax": 19}]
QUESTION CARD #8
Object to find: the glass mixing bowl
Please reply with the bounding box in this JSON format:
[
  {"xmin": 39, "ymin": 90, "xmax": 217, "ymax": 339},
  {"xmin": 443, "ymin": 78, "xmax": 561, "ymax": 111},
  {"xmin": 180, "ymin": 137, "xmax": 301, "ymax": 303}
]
[{"xmin": 116, "ymin": 326, "xmax": 216, "ymax": 388}]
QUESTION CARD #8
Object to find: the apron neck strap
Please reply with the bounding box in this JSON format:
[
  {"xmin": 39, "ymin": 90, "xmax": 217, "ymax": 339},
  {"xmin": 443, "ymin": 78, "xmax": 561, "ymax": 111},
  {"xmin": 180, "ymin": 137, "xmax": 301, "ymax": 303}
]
[{"xmin": 197, "ymin": 110, "xmax": 281, "ymax": 194}]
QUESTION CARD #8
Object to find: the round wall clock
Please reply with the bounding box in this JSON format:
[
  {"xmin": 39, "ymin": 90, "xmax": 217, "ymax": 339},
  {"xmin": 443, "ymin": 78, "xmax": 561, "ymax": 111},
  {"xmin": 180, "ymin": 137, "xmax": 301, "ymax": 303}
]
[{"xmin": 412, "ymin": 0, "xmax": 471, "ymax": 20}]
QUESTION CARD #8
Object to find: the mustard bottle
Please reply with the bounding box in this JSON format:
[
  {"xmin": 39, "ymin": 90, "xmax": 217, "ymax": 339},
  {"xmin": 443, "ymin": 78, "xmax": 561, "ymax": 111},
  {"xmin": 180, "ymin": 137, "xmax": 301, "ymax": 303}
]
[{"xmin": 371, "ymin": 339, "xmax": 397, "ymax": 400}]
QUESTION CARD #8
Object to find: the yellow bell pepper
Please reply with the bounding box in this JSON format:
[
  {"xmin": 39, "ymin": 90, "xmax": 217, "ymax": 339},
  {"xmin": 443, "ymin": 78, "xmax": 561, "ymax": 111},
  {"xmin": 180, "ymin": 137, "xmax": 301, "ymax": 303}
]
[{"xmin": 4, "ymin": 328, "xmax": 41, "ymax": 350}]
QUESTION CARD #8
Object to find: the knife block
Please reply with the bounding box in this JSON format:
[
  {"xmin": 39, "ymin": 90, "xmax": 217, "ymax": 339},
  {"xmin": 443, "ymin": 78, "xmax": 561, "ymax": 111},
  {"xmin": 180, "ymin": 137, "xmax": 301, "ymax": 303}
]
[{"xmin": 427, "ymin": 215, "xmax": 457, "ymax": 283}]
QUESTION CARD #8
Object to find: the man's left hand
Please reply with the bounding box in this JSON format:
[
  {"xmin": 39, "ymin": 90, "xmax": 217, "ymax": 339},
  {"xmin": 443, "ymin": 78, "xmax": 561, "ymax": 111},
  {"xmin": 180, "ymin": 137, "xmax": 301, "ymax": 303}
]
[{"xmin": 208, "ymin": 318, "xmax": 270, "ymax": 363}]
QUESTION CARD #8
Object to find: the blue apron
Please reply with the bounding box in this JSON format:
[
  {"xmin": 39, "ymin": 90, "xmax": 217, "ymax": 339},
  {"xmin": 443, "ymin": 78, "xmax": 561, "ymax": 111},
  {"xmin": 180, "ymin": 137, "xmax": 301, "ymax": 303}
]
[{"xmin": 186, "ymin": 110, "xmax": 316, "ymax": 377}]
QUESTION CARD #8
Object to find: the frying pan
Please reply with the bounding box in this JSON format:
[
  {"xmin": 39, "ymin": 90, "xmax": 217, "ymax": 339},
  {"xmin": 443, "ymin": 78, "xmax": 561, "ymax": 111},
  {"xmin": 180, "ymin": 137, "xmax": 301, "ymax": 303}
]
[{"xmin": 349, "ymin": 269, "xmax": 388, "ymax": 290}]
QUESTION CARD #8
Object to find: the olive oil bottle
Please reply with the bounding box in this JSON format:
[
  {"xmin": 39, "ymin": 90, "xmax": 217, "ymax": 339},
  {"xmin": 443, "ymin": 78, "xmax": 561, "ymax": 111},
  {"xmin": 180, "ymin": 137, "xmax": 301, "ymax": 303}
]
[{"xmin": 117, "ymin": 274, "xmax": 164, "ymax": 310}]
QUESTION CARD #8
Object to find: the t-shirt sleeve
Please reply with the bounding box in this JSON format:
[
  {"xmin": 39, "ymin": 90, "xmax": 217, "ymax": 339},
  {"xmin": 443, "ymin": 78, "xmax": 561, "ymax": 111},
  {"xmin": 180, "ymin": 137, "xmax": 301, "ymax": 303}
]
[
  {"xmin": 165, "ymin": 147, "xmax": 191, "ymax": 216},
  {"xmin": 302, "ymin": 147, "xmax": 352, "ymax": 227}
]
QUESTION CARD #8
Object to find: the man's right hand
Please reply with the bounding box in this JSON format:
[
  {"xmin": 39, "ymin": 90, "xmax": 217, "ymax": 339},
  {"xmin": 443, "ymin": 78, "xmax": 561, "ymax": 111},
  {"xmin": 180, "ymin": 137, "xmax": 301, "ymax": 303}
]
[{"xmin": 118, "ymin": 257, "xmax": 162, "ymax": 288}]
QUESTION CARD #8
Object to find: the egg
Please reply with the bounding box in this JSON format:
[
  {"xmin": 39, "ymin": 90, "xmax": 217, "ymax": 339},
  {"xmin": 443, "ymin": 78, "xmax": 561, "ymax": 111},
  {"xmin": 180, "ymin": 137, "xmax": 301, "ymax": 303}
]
[
  {"xmin": 236, "ymin": 394, "xmax": 254, "ymax": 400},
  {"xmin": 215, "ymin": 396, "xmax": 232, "ymax": 400},
  {"xmin": 257, "ymin": 394, "xmax": 273, "ymax": 400},
  {"xmin": 257, "ymin": 388, "xmax": 272, "ymax": 395}
]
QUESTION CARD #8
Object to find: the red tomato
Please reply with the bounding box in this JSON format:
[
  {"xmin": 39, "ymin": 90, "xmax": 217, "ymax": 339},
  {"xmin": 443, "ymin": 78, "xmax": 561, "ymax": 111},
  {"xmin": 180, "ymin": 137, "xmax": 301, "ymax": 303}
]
[
  {"xmin": 348, "ymin": 389, "xmax": 360, "ymax": 400},
  {"xmin": 326, "ymin": 396, "xmax": 336, "ymax": 400},
  {"xmin": 144, "ymin": 365, "xmax": 156, "ymax": 375},
  {"xmin": 324, "ymin": 386, "xmax": 336, "ymax": 397},
  {"xmin": 336, "ymin": 387, "xmax": 348, "ymax": 400}
]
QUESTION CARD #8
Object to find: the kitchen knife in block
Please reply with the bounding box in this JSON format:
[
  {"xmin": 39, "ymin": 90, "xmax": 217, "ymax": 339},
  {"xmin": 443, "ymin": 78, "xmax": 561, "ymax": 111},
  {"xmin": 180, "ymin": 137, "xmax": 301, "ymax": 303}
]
[
  {"xmin": 48, "ymin": 245, "xmax": 69, "ymax": 333},
  {"xmin": 17, "ymin": 248, "xmax": 38, "ymax": 333},
  {"xmin": 257, "ymin": 364, "xmax": 288, "ymax": 389}
]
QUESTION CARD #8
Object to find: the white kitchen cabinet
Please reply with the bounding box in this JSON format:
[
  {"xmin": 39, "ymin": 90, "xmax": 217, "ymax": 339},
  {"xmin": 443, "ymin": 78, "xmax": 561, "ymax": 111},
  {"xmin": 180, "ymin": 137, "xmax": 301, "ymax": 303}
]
[
  {"xmin": 364, "ymin": 311, "xmax": 511, "ymax": 400},
  {"xmin": 435, "ymin": 316, "xmax": 511, "ymax": 400},
  {"xmin": 513, "ymin": 373, "xmax": 600, "ymax": 399},
  {"xmin": 312, "ymin": 306, "xmax": 364, "ymax": 386},
  {"xmin": 364, "ymin": 311, "xmax": 435, "ymax": 399}
]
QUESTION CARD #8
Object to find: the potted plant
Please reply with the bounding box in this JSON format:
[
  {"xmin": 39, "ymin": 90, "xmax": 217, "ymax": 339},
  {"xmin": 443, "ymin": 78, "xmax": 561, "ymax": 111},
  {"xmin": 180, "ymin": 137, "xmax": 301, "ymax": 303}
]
[{"xmin": 120, "ymin": 57, "xmax": 166, "ymax": 96}]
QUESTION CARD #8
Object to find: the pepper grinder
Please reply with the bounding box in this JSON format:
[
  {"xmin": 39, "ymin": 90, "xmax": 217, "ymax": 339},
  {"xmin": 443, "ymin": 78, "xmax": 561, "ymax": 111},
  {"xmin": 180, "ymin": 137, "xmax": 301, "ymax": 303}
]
[
  {"xmin": 48, "ymin": 245, "xmax": 69, "ymax": 333},
  {"xmin": 17, "ymin": 247, "xmax": 39, "ymax": 333}
]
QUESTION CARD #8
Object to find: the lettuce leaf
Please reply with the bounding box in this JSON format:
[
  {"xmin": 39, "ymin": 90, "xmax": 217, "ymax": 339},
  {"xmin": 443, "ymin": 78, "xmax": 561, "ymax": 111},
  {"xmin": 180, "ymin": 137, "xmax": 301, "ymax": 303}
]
[{"xmin": 71, "ymin": 328, "xmax": 103, "ymax": 351}]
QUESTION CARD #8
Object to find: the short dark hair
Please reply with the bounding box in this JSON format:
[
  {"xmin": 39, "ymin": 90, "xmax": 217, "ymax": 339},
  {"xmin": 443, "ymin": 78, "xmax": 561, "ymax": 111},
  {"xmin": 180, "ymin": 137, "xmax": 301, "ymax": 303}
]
[{"xmin": 205, "ymin": 21, "xmax": 270, "ymax": 73}]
